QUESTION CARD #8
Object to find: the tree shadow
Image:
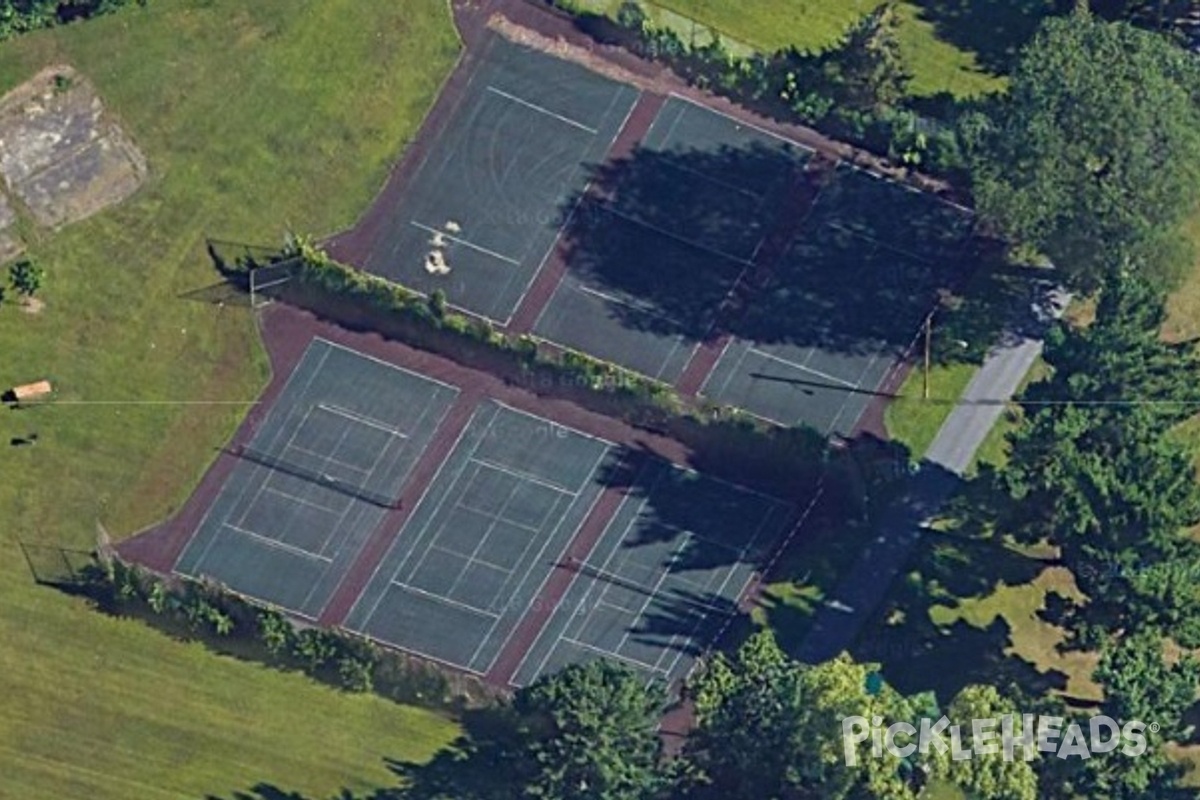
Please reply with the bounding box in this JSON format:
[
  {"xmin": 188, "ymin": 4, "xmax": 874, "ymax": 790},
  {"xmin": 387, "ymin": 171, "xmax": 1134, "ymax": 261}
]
[
  {"xmin": 208, "ymin": 709, "xmax": 528, "ymax": 800},
  {"xmin": 207, "ymin": 785, "xmax": 384, "ymax": 800},
  {"xmin": 907, "ymin": 0, "xmax": 1071, "ymax": 77},
  {"xmin": 850, "ymin": 531, "xmax": 1069, "ymax": 701},
  {"xmin": 384, "ymin": 707, "xmax": 530, "ymax": 800},
  {"xmin": 556, "ymin": 143, "xmax": 974, "ymax": 359}
]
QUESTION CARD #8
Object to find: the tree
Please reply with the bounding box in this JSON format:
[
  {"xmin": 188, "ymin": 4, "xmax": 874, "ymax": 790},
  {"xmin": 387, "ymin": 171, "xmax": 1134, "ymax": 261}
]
[
  {"xmin": 928, "ymin": 685, "xmax": 1039, "ymax": 800},
  {"xmin": 1073, "ymin": 630, "xmax": 1199, "ymax": 798},
  {"xmin": 997, "ymin": 276, "xmax": 1200, "ymax": 643},
  {"xmin": 514, "ymin": 659, "xmax": 666, "ymax": 800},
  {"xmin": 967, "ymin": 8, "xmax": 1200, "ymax": 290},
  {"xmin": 9, "ymin": 257, "xmax": 44, "ymax": 298},
  {"xmin": 686, "ymin": 631, "xmax": 920, "ymax": 800},
  {"xmin": 832, "ymin": 2, "xmax": 910, "ymax": 111}
]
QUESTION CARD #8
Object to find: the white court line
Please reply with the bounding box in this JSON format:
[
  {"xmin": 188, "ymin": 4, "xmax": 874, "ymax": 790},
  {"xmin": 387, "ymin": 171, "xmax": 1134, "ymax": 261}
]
[
  {"xmin": 666, "ymin": 92, "xmax": 816, "ymax": 155},
  {"xmin": 388, "ymin": 579, "xmax": 502, "ymax": 620},
  {"xmin": 519, "ymin": 466, "xmax": 667, "ymax": 683},
  {"xmin": 453, "ymin": 497, "xmax": 547, "ymax": 535},
  {"xmin": 224, "ymin": 523, "xmax": 332, "ymax": 563},
  {"xmin": 288, "ymin": 444, "xmax": 370, "ymax": 476},
  {"xmin": 264, "ymin": 485, "xmax": 343, "ymax": 516},
  {"xmin": 443, "ymin": 475, "xmax": 524, "ymax": 601},
  {"xmin": 431, "ymin": 543, "xmax": 516, "ymax": 577},
  {"xmin": 314, "ymin": 337, "xmax": 461, "ymax": 393},
  {"xmin": 658, "ymin": 496, "xmax": 789, "ymax": 677},
  {"xmin": 469, "ymin": 456, "xmax": 580, "ymax": 497},
  {"xmin": 747, "ymin": 346, "xmax": 859, "ymax": 389},
  {"xmin": 504, "ymin": 87, "xmax": 641, "ymax": 329},
  {"xmin": 560, "ymin": 635, "xmax": 666, "ymax": 675},
  {"xmin": 486, "ymin": 85, "xmax": 598, "ymax": 134},
  {"xmin": 347, "ymin": 404, "xmax": 485, "ymax": 630},
  {"xmin": 575, "ymin": 282, "xmax": 689, "ymax": 329},
  {"xmin": 485, "ymin": 442, "xmax": 617, "ymax": 678},
  {"xmin": 409, "ymin": 220, "xmax": 520, "ymax": 266},
  {"xmin": 391, "ymin": 410, "xmax": 501, "ymax": 595},
  {"xmin": 602, "ymin": 203, "xmax": 753, "ymax": 267},
  {"xmin": 296, "ymin": 405, "xmax": 367, "ymax": 609},
  {"xmin": 490, "ymin": 398, "xmax": 619, "ymax": 449},
  {"xmin": 317, "ymin": 402, "xmax": 410, "ymax": 439}
]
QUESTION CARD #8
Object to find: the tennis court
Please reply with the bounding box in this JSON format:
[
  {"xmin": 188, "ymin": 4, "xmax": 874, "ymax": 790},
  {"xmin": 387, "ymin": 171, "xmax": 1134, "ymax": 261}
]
[
  {"xmin": 344, "ymin": 401, "xmax": 614, "ymax": 674},
  {"xmin": 358, "ymin": 35, "xmax": 639, "ymax": 323},
  {"xmin": 175, "ymin": 339, "xmax": 459, "ymax": 618},
  {"xmin": 533, "ymin": 95, "xmax": 812, "ymax": 383},
  {"xmin": 513, "ymin": 458, "xmax": 794, "ymax": 687},
  {"xmin": 703, "ymin": 169, "xmax": 974, "ymax": 433}
]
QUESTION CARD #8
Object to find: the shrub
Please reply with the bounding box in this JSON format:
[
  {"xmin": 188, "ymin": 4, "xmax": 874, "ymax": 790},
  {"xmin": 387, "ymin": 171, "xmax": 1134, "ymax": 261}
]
[{"xmin": 257, "ymin": 608, "xmax": 294, "ymax": 655}]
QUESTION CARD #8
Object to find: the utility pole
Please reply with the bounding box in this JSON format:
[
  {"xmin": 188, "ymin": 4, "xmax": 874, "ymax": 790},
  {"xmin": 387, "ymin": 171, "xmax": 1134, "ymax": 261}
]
[{"xmin": 923, "ymin": 311, "xmax": 933, "ymax": 400}]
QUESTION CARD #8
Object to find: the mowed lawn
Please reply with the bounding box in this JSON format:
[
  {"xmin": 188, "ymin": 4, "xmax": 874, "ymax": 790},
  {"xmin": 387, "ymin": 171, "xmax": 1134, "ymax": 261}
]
[{"xmin": 0, "ymin": 1, "xmax": 461, "ymax": 797}]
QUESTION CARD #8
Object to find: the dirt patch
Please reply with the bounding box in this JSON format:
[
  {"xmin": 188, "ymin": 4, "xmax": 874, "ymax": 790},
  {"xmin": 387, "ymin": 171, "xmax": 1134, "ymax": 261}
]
[
  {"xmin": 0, "ymin": 65, "xmax": 147, "ymax": 229},
  {"xmin": 18, "ymin": 296, "xmax": 45, "ymax": 314}
]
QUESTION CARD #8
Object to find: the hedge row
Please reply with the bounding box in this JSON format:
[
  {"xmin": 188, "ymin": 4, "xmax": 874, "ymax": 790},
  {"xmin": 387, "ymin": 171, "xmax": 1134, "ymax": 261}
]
[
  {"xmin": 277, "ymin": 236, "xmax": 682, "ymax": 410},
  {"xmin": 217, "ymin": 236, "xmax": 830, "ymax": 499},
  {"xmin": 84, "ymin": 556, "xmax": 497, "ymax": 710}
]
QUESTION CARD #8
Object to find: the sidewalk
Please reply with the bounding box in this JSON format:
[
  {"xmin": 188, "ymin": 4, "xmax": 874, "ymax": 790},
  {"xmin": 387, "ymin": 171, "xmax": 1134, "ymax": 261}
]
[{"xmin": 796, "ymin": 285, "xmax": 1066, "ymax": 663}]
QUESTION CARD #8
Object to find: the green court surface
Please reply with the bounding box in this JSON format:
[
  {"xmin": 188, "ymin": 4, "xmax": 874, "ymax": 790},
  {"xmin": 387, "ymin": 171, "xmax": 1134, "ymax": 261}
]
[
  {"xmin": 175, "ymin": 338, "xmax": 459, "ymax": 619},
  {"xmin": 512, "ymin": 457, "xmax": 794, "ymax": 686},
  {"xmin": 360, "ymin": 34, "xmax": 639, "ymax": 323}
]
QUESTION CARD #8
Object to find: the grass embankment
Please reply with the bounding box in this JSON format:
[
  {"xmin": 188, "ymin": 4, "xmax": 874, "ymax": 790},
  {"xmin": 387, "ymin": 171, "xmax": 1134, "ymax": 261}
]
[{"xmin": 0, "ymin": 1, "xmax": 461, "ymax": 796}]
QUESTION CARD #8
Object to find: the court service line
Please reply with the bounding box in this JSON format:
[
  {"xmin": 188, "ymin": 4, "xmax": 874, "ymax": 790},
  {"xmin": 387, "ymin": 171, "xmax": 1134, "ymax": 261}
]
[
  {"xmin": 490, "ymin": 398, "xmax": 621, "ymax": 450},
  {"xmin": 823, "ymin": 220, "xmax": 938, "ymax": 267},
  {"xmin": 747, "ymin": 346, "xmax": 859, "ymax": 389},
  {"xmin": 388, "ymin": 579, "xmax": 501, "ymax": 620},
  {"xmin": 575, "ymin": 283, "xmax": 691, "ymax": 331},
  {"xmin": 409, "ymin": 220, "xmax": 521, "ymax": 266},
  {"xmin": 443, "ymin": 478, "xmax": 524, "ymax": 601},
  {"xmin": 315, "ymin": 337, "xmax": 462, "ymax": 392},
  {"xmin": 560, "ymin": 635, "xmax": 666, "ymax": 676},
  {"xmin": 264, "ymin": 485, "xmax": 343, "ymax": 516},
  {"xmin": 224, "ymin": 523, "xmax": 332, "ymax": 564},
  {"xmin": 666, "ymin": 91, "xmax": 816, "ymax": 155},
  {"xmin": 602, "ymin": 204, "xmax": 753, "ymax": 267},
  {"xmin": 430, "ymin": 543, "xmax": 516, "ymax": 578},
  {"xmin": 470, "ymin": 456, "xmax": 579, "ymax": 497},
  {"xmin": 318, "ymin": 402, "xmax": 410, "ymax": 438},
  {"xmin": 452, "ymin": 497, "xmax": 548, "ymax": 535},
  {"xmin": 486, "ymin": 85, "xmax": 598, "ymax": 134}
]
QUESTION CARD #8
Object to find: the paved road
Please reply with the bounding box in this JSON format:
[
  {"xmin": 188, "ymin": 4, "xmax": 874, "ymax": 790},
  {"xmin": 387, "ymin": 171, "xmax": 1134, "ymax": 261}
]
[{"xmin": 797, "ymin": 285, "xmax": 1067, "ymax": 663}]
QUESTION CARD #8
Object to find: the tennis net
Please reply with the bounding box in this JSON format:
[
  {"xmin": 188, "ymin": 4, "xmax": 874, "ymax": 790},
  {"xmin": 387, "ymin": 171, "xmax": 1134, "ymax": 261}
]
[{"xmin": 233, "ymin": 444, "xmax": 400, "ymax": 509}]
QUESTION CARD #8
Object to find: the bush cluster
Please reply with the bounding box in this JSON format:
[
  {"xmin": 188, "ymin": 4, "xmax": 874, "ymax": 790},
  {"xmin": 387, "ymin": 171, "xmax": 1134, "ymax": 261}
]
[
  {"xmin": 85, "ymin": 558, "xmax": 493, "ymax": 711},
  {"xmin": 259, "ymin": 235, "xmax": 682, "ymax": 411},
  {"xmin": 0, "ymin": 0, "xmax": 145, "ymax": 41}
]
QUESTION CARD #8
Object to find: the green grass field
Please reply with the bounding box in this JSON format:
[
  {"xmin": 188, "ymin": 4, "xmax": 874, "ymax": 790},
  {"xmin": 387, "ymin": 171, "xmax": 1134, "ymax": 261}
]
[
  {"xmin": 651, "ymin": 0, "xmax": 1017, "ymax": 97},
  {"xmin": 0, "ymin": 1, "xmax": 462, "ymax": 796}
]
